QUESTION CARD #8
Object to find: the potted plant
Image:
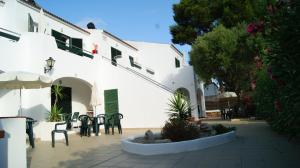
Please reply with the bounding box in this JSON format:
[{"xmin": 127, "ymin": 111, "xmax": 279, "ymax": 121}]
[
  {"xmin": 35, "ymin": 84, "xmax": 66, "ymax": 141},
  {"xmin": 49, "ymin": 84, "xmax": 64, "ymax": 122}
]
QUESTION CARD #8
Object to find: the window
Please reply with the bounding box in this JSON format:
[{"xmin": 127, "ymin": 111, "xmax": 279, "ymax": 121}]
[
  {"xmin": 129, "ymin": 56, "xmax": 141, "ymax": 69},
  {"xmin": 111, "ymin": 47, "xmax": 121, "ymax": 66},
  {"xmin": 175, "ymin": 58, "xmax": 180, "ymax": 68},
  {"xmin": 28, "ymin": 14, "xmax": 38, "ymax": 32},
  {"xmin": 52, "ymin": 30, "xmax": 70, "ymax": 50},
  {"xmin": 70, "ymin": 38, "xmax": 83, "ymax": 56},
  {"xmin": 52, "ymin": 30, "xmax": 83, "ymax": 55}
]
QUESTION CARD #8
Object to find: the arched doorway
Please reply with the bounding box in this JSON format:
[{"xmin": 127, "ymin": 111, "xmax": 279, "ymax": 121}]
[
  {"xmin": 52, "ymin": 77, "xmax": 92, "ymax": 117},
  {"xmin": 175, "ymin": 87, "xmax": 190, "ymax": 102}
]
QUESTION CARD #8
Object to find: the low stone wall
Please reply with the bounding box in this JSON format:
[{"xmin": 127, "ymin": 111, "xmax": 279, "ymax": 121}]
[
  {"xmin": 206, "ymin": 111, "xmax": 221, "ymax": 119},
  {"xmin": 122, "ymin": 131, "xmax": 236, "ymax": 155}
]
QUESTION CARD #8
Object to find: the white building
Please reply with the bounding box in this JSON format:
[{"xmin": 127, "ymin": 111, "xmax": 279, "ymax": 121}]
[
  {"xmin": 204, "ymin": 83, "xmax": 219, "ymax": 97},
  {"xmin": 0, "ymin": 0, "xmax": 205, "ymax": 130}
]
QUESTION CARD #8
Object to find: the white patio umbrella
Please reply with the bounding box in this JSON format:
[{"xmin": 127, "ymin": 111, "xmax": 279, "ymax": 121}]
[
  {"xmin": 0, "ymin": 71, "xmax": 52, "ymax": 116},
  {"xmin": 218, "ymin": 92, "xmax": 237, "ymax": 108},
  {"xmin": 90, "ymin": 82, "xmax": 101, "ymax": 117}
]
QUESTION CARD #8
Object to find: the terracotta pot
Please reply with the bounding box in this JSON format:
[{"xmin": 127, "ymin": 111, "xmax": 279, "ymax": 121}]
[{"xmin": 0, "ymin": 130, "xmax": 4, "ymax": 139}]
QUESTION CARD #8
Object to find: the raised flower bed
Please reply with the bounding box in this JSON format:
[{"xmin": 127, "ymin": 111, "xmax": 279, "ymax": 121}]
[{"xmin": 122, "ymin": 130, "xmax": 236, "ymax": 155}]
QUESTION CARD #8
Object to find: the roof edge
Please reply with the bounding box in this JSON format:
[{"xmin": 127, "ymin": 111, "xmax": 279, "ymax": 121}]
[
  {"xmin": 103, "ymin": 30, "xmax": 138, "ymax": 51},
  {"xmin": 170, "ymin": 44, "xmax": 184, "ymax": 57},
  {"xmin": 18, "ymin": 0, "xmax": 90, "ymax": 35}
]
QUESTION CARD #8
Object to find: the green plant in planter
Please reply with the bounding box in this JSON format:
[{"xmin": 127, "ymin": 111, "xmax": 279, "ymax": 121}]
[
  {"xmin": 167, "ymin": 93, "xmax": 191, "ymax": 121},
  {"xmin": 162, "ymin": 93, "xmax": 199, "ymax": 142},
  {"xmin": 49, "ymin": 105, "xmax": 63, "ymax": 122},
  {"xmin": 48, "ymin": 85, "xmax": 64, "ymax": 122},
  {"xmin": 161, "ymin": 119, "xmax": 200, "ymax": 142}
]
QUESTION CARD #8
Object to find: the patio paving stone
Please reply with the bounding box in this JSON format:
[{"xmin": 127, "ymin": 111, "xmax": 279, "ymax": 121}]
[{"xmin": 27, "ymin": 120, "xmax": 300, "ymax": 168}]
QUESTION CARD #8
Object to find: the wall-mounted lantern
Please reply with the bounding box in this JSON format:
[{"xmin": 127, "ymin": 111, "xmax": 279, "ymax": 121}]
[{"xmin": 44, "ymin": 57, "xmax": 55, "ymax": 73}]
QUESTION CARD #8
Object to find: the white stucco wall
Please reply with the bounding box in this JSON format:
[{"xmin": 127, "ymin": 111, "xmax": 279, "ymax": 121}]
[
  {"xmin": 0, "ymin": 0, "xmax": 202, "ymax": 129},
  {"xmin": 99, "ymin": 56, "xmax": 172, "ymax": 128},
  {"xmin": 0, "ymin": 118, "xmax": 27, "ymax": 168}
]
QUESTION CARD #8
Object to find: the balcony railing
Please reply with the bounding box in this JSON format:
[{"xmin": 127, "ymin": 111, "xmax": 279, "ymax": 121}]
[{"xmin": 54, "ymin": 39, "xmax": 94, "ymax": 59}]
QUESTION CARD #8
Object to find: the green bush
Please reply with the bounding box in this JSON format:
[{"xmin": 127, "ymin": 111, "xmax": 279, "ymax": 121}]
[
  {"xmin": 212, "ymin": 124, "xmax": 236, "ymax": 135},
  {"xmin": 161, "ymin": 119, "xmax": 200, "ymax": 142},
  {"xmin": 250, "ymin": 1, "xmax": 300, "ymax": 138}
]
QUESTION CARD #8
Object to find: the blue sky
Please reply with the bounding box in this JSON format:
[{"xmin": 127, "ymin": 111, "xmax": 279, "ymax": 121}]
[{"xmin": 35, "ymin": 0, "xmax": 191, "ymax": 62}]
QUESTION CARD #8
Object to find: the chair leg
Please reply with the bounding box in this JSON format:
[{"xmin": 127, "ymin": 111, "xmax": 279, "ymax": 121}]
[
  {"xmin": 64, "ymin": 132, "xmax": 69, "ymax": 146},
  {"xmin": 88, "ymin": 127, "xmax": 91, "ymax": 137},
  {"xmin": 104, "ymin": 125, "xmax": 108, "ymax": 134},
  {"xmin": 80, "ymin": 126, "xmax": 83, "ymax": 137},
  {"xmin": 51, "ymin": 131, "xmax": 55, "ymax": 148},
  {"xmin": 118, "ymin": 124, "xmax": 122, "ymax": 134},
  {"xmin": 112, "ymin": 125, "xmax": 114, "ymax": 135},
  {"xmin": 29, "ymin": 131, "xmax": 35, "ymax": 148}
]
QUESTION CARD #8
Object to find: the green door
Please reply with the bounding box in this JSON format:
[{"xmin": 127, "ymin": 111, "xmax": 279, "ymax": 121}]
[{"xmin": 104, "ymin": 89, "xmax": 119, "ymax": 114}]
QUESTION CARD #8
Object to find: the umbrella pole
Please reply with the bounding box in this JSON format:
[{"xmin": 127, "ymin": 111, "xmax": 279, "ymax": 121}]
[{"xmin": 19, "ymin": 89, "xmax": 22, "ymax": 116}]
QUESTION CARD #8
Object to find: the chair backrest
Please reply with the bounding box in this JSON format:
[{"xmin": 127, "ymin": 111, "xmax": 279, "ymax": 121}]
[
  {"xmin": 107, "ymin": 113, "xmax": 123, "ymax": 125},
  {"xmin": 26, "ymin": 117, "xmax": 36, "ymax": 130},
  {"xmin": 78, "ymin": 115, "xmax": 92, "ymax": 127},
  {"xmin": 72, "ymin": 112, "xmax": 80, "ymax": 121},
  {"xmin": 97, "ymin": 114, "xmax": 105, "ymax": 125},
  {"xmin": 54, "ymin": 122, "xmax": 68, "ymax": 130}
]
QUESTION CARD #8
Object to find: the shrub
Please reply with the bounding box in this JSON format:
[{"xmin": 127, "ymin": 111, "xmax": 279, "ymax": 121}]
[
  {"xmin": 212, "ymin": 124, "xmax": 236, "ymax": 135},
  {"xmin": 161, "ymin": 119, "xmax": 200, "ymax": 142}
]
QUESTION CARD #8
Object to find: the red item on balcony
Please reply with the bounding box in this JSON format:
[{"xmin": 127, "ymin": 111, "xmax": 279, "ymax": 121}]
[{"xmin": 92, "ymin": 49, "xmax": 98, "ymax": 54}]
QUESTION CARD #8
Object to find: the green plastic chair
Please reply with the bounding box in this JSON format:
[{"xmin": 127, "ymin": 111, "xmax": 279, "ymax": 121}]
[{"xmin": 105, "ymin": 113, "xmax": 123, "ymax": 135}]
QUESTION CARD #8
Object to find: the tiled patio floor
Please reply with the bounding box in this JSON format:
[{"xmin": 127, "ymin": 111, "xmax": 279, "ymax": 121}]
[{"xmin": 27, "ymin": 120, "xmax": 300, "ymax": 168}]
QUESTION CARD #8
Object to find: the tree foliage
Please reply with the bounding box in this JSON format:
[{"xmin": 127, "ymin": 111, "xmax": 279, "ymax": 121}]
[
  {"xmin": 190, "ymin": 24, "xmax": 259, "ymax": 92},
  {"xmin": 170, "ymin": 0, "xmax": 268, "ymax": 45}
]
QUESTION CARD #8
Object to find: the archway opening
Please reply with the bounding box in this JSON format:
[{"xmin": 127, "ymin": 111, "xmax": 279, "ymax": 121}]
[
  {"xmin": 52, "ymin": 77, "xmax": 92, "ymax": 118},
  {"xmin": 175, "ymin": 87, "xmax": 190, "ymax": 102}
]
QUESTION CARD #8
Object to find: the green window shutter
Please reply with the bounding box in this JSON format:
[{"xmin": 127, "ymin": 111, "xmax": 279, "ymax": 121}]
[
  {"xmin": 52, "ymin": 30, "xmax": 70, "ymax": 50},
  {"xmin": 111, "ymin": 47, "xmax": 121, "ymax": 66},
  {"xmin": 129, "ymin": 56, "xmax": 134, "ymax": 67},
  {"xmin": 175, "ymin": 58, "xmax": 180, "ymax": 68},
  {"xmin": 71, "ymin": 38, "xmax": 83, "ymax": 56},
  {"xmin": 104, "ymin": 89, "xmax": 119, "ymax": 114},
  {"xmin": 0, "ymin": 31, "xmax": 19, "ymax": 41}
]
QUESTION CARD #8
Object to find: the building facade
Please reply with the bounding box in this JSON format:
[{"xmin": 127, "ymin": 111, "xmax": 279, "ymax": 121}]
[{"xmin": 0, "ymin": 0, "xmax": 205, "ymax": 130}]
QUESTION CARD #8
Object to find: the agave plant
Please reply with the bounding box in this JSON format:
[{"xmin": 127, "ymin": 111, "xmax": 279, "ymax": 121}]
[
  {"xmin": 167, "ymin": 93, "xmax": 192, "ymax": 121},
  {"xmin": 52, "ymin": 84, "xmax": 64, "ymax": 106},
  {"xmin": 48, "ymin": 84, "xmax": 64, "ymax": 122},
  {"xmin": 48, "ymin": 105, "xmax": 63, "ymax": 122}
]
